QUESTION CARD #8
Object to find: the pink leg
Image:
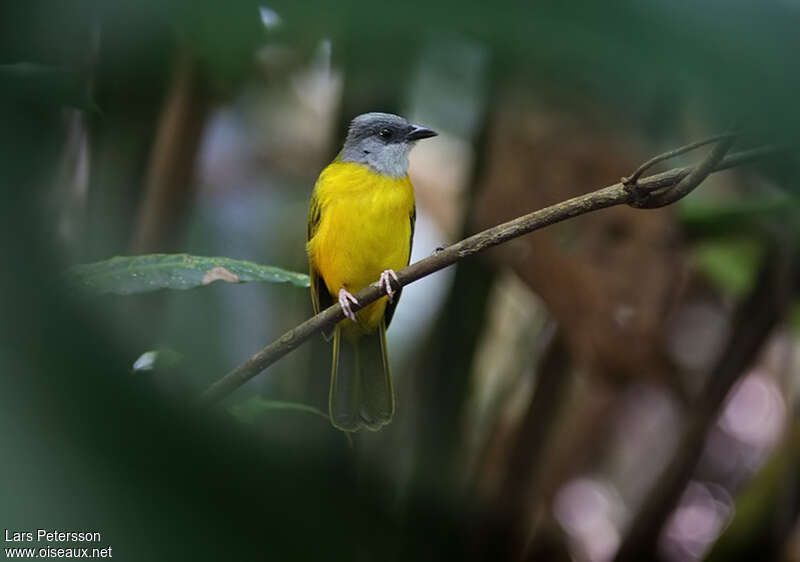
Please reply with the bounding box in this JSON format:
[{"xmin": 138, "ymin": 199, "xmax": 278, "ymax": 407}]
[
  {"xmin": 338, "ymin": 288, "xmax": 359, "ymax": 322},
  {"xmin": 378, "ymin": 269, "xmax": 400, "ymax": 302}
]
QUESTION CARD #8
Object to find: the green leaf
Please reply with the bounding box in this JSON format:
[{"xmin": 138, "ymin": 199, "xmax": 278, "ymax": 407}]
[
  {"xmin": 0, "ymin": 62, "xmax": 100, "ymax": 112},
  {"xmin": 790, "ymin": 302, "xmax": 800, "ymax": 336},
  {"xmin": 65, "ymin": 254, "xmax": 310, "ymax": 295},
  {"xmin": 229, "ymin": 396, "xmax": 329, "ymax": 424},
  {"xmin": 680, "ymin": 196, "xmax": 800, "ymax": 237},
  {"xmin": 229, "ymin": 397, "xmax": 352, "ymax": 444},
  {"xmin": 690, "ymin": 238, "xmax": 764, "ymax": 297},
  {"xmin": 131, "ymin": 349, "xmax": 185, "ymax": 374}
]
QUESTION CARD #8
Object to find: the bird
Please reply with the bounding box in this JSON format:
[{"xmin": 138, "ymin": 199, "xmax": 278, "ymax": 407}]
[{"xmin": 306, "ymin": 112, "xmax": 437, "ymax": 431}]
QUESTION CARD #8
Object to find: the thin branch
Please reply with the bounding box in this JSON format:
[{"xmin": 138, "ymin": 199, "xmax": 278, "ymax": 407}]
[
  {"xmin": 627, "ymin": 128, "xmax": 738, "ymax": 209},
  {"xmin": 622, "ymin": 133, "xmax": 737, "ymax": 186},
  {"xmin": 199, "ymin": 143, "xmax": 785, "ymax": 406}
]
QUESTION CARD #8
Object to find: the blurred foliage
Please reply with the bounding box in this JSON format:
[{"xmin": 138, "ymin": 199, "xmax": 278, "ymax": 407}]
[
  {"xmin": 791, "ymin": 303, "xmax": 800, "ymax": 332},
  {"xmin": 2, "ymin": 0, "xmax": 800, "ymax": 560},
  {"xmin": 691, "ymin": 237, "xmax": 764, "ymax": 297},
  {"xmin": 704, "ymin": 424, "xmax": 800, "ymax": 562},
  {"xmin": 681, "ymin": 196, "xmax": 800, "ymax": 239},
  {"xmin": 0, "ymin": 62, "xmax": 99, "ymax": 112},
  {"xmin": 66, "ymin": 253, "xmax": 309, "ymax": 295},
  {"xmin": 229, "ymin": 395, "xmax": 328, "ymax": 424},
  {"xmin": 681, "ymin": 193, "xmax": 799, "ymax": 296},
  {"xmin": 131, "ymin": 348, "xmax": 185, "ymax": 373},
  {"xmin": 271, "ymin": 1, "xmax": 800, "ymax": 150}
]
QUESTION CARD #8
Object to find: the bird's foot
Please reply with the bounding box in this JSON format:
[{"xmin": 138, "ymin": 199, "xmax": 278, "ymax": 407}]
[
  {"xmin": 378, "ymin": 269, "xmax": 400, "ymax": 302},
  {"xmin": 338, "ymin": 288, "xmax": 359, "ymax": 322}
]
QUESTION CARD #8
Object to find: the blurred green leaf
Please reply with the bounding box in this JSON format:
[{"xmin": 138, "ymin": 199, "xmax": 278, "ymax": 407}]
[
  {"xmin": 704, "ymin": 424, "xmax": 800, "ymax": 562},
  {"xmin": 690, "ymin": 238, "xmax": 764, "ymax": 297},
  {"xmin": 680, "ymin": 196, "xmax": 800, "ymax": 237},
  {"xmin": 229, "ymin": 396, "xmax": 328, "ymax": 424},
  {"xmin": 791, "ymin": 303, "xmax": 800, "ymax": 336},
  {"xmin": 65, "ymin": 254, "xmax": 310, "ymax": 295},
  {"xmin": 0, "ymin": 62, "xmax": 99, "ymax": 112},
  {"xmin": 132, "ymin": 348, "xmax": 185, "ymax": 374}
]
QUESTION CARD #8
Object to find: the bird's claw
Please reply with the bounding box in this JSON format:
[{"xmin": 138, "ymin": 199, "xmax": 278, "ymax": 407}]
[
  {"xmin": 379, "ymin": 269, "xmax": 400, "ymax": 302},
  {"xmin": 338, "ymin": 288, "xmax": 359, "ymax": 322}
]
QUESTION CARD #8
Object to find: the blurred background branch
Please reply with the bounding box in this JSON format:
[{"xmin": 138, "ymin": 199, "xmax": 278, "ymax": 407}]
[{"xmin": 614, "ymin": 245, "xmax": 795, "ymax": 561}]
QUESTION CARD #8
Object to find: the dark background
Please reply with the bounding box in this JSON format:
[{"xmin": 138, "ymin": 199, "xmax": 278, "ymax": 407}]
[{"xmin": 2, "ymin": 1, "xmax": 800, "ymax": 560}]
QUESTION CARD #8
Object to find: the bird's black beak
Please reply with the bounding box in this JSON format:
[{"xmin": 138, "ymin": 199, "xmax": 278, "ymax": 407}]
[{"xmin": 405, "ymin": 125, "xmax": 438, "ymax": 141}]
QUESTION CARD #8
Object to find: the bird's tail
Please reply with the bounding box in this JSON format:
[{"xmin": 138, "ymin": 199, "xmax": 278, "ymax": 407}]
[{"xmin": 329, "ymin": 320, "xmax": 395, "ymax": 432}]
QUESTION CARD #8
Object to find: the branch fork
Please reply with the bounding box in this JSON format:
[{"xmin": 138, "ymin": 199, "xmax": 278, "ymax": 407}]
[{"xmin": 622, "ymin": 131, "xmax": 738, "ymax": 209}]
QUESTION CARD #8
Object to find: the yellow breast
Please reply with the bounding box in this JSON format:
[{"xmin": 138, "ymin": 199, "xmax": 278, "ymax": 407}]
[{"xmin": 308, "ymin": 161, "xmax": 414, "ymax": 335}]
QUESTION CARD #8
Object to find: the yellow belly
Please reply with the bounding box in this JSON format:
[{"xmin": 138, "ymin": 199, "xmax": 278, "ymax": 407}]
[{"xmin": 308, "ymin": 162, "xmax": 414, "ymax": 337}]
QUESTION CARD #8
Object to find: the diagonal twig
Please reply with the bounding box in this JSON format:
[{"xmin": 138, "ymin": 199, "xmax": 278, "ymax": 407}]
[{"xmin": 199, "ymin": 143, "xmax": 785, "ymax": 406}]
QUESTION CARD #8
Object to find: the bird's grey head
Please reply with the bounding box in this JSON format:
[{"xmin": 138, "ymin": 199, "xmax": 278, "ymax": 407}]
[{"xmin": 339, "ymin": 112, "xmax": 437, "ymax": 178}]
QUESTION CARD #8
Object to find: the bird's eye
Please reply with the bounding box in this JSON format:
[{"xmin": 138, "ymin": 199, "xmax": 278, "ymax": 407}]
[{"xmin": 378, "ymin": 127, "xmax": 392, "ymax": 139}]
